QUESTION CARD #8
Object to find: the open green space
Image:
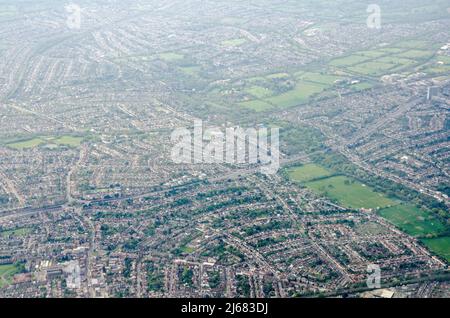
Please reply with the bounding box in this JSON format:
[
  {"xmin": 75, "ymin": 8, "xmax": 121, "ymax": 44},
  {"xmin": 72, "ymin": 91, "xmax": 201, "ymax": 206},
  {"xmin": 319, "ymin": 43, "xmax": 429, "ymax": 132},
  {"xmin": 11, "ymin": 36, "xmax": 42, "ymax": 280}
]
[
  {"xmin": 0, "ymin": 264, "xmax": 19, "ymax": 288},
  {"xmin": 266, "ymin": 73, "xmax": 289, "ymax": 79},
  {"xmin": 348, "ymin": 61, "xmax": 395, "ymax": 76},
  {"xmin": 5, "ymin": 135, "xmax": 84, "ymax": 150},
  {"xmin": 1, "ymin": 227, "xmax": 32, "ymax": 238},
  {"xmin": 350, "ymin": 82, "xmax": 374, "ymax": 91},
  {"xmin": 395, "ymin": 40, "xmax": 429, "ymax": 49},
  {"xmin": 329, "ymin": 40, "xmax": 436, "ymax": 77},
  {"xmin": 305, "ymin": 175, "xmax": 395, "ymax": 210},
  {"xmin": 377, "ymin": 57, "xmax": 416, "ymax": 68},
  {"xmin": 239, "ymin": 99, "xmax": 273, "ymax": 112},
  {"xmin": 287, "ymin": 164, "xmax": 333, "ymax": 183},
  {"xmin": 358, "ymin": 50, "xmax": 387, "ymax": 58},
  {"xmin": 265, "ymin": 81, "xmax": 326, "ymax": 108},
  {"xmin": 330, "ymin": 55, "xmax": 370, "ymax": 67},
  {"xmin": 420, "ymin": 56, "xmax": 450, "ymax": 74},
  {"xmin": 158, "ymin": 52, "xmax": 184, "ymax": 62},
  {"xmin": 6, "ymin": 138, "xmax": 44, "ymax": 150},
  {"xmin": 421, "ymin": 237, "xmax": 450, "ymax": 262},
  {"xmin": 222, "ymin": 38, "xmax": 247, "ymax": 47},
  {"xmin": 396, "ymin": 49, "xmax": 433, "ymax": 59},
  {"xmin": 245, "ymin": 86, "xmax": 274, "ymax": 99},
  {"xmin": 297, "ymin": 72, "xmax": 342, "ymax": 85},
  {"xmin": 379, "ymin": 204, "xmax": 446, "ymax": 237},
  {"xmin": 0, "ymin": 5, "xmax": 17, "ymax": 18},
  {"xmin": 53, "ymin": 136, "xmax": 83, "ymax": 147},
  {"xmin": 179, "ymin": 66, "xmax": 201, "ymax": 76},
  {"xmin": 234, "ymin": 69, "xmax": 350, "ymax": 112}
]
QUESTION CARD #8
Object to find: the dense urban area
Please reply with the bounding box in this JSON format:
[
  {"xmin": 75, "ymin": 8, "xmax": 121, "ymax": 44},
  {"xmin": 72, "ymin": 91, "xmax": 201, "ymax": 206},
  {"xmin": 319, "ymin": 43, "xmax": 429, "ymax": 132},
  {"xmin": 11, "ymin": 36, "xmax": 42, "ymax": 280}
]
[{"xmin": 0, "ymin": 0, "xmax": 449, "ymax": 298}]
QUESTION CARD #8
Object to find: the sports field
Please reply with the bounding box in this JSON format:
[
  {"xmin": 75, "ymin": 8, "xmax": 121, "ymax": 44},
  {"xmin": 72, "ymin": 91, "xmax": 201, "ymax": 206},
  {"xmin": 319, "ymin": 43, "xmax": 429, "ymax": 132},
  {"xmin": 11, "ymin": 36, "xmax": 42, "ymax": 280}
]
[
  {"xmin": 421, "ymin": 237, "xmax": 450, "ymax": 262},
  {"xmin": 6, "ymin": 138, "xmax": 44, "ymax": 149},
  {"xmin": 6, "ymin": 135, "xmax": 83, "ymax": 149},
  {"xmin": 305, "ymin": 175, "xmax": 395, "ymax": 209},
  {"xmin": 329, "ymin": 40, "xmax": 434, "ymax": 77},
  {"xmin": 379, "ymin": 204, "xmax": 446, "ymax": 237},
  {"xmin": 265, "ymin": 82, "xmax": 325, "ymax": 108},
  {"xmin": 287, "ymin": 164, "xmax": 332, "ymax": 183},
  {"xmin": 53, "ymin": 136, "xmax": 83, "ymax": 147}
]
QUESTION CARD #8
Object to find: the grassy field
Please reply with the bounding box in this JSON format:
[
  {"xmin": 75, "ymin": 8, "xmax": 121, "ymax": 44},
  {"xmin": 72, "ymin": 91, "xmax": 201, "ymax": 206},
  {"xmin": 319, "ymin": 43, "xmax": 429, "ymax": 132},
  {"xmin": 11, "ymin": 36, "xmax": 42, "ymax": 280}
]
[
  {"xmin": 350, "ymin": 82, "xmax": 373, "ymax": 91},
  {"xmin": 222, "ymin": 38, "xmax": 247, "ymax": 47},
  {"xmin": 158, "ymin": 52, "xmax": 184, "ymax": 62},
  {"xmin": 1, "ymin": 227, "xmax": 32, "ymax": 238},
  {"xmin": 0, "ymin": 264, "xmax": 19, "ymax": 288},
  {"xmin": 266, "ymin": 73, "xmax": 289, "ymax": 79},
  {"xmin": 348, "ymin": 61, "xmax": 395, "ymax": 76},
  {"xmin": 379, "ymin": 204, "xmax": 446, "ymax": 237},
  {"xmin": 53, "ymin": 136, "xmax": 83, "ymax": 147},
  {"xmin": 246, "ymin": 86, "xmax": 274, "ymax": 99},
  {"xmin": 287, "ymin": 164, "xmax": 333, "ymax": 183},
  {"xmin": 305, "ymin": 175, "xmax": 395, "ymax": 209},
  {"xmin": 239, "ymin": 99, "xmax": 273, "ymax": 112},
  {"xmin": 6, "ymin": 138, "xmax": 44, "ymax": 149},
  {"xmin": 396, "ymin": 49, "xmax": 433, "ymax": 59},
  {"xmin": 421, "ymin": 237, "xmax": 450, "ymax": 262},
  {"xmin": 329, "ymin": 40, "xmax": 435, "ymax": 77},
  {"xmin": 179, "ymin": 66, "xmax": 201, "ymax": 76},
  {"xmin": 6, "ymin": 135, "xmax": 83, "ymax": 149},
  {"xmin": 395, "ymin": 40, "xmax": 429, "ymax": 49},
  {"xmin": 297, "ymin": 72, "xmax": 342, "ymax": 85},
  {"xmin": 265, "ymin": 81, "xmax": 326, "ymax": 108},
  {"xmin": 234, "ymin": 39, "xmax": 436, "ymax": 113},
  {"xmin": 0, "ymin": 5, "xmax": 17, "ymax": 19},
  {"xmin": 358, "ymin": 50, "xmax": 387, "ymax": 58},
  {"xmin": 330, "ymin": 55, "xmax": 370, "ymax": 67},
  {"xmin": 420, "ymin": 56, "xmax": 450, "ymax": 75}
]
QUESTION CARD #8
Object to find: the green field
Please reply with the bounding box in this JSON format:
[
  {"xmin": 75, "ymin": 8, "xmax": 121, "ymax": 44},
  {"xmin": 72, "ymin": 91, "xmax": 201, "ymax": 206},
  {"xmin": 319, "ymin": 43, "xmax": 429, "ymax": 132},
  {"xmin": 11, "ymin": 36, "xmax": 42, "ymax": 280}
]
[
  {"xmin": 158, "ymin": 52, "xmax": 184, "ymax": 62},
  {"xmin": 235, "ymin": 70, "xmax": 349, "ymax": 112},
  {"xmin": 379, "ymin": 204, "xmax": 446, "ymax": 237},
  {"xmin": 239, "ymin": 99, "xmax": 273, "ymax": 112},
  {"xmin": 305, "ymin": 175, "xmax": 395, "ymax": 209},
  {"xmin": 287, "ymin": 164, "xmax": 333, "ymax": 183},
  {"xmin": 297, "ymin": 72, "xmax": 342, "ymax": 85},
  {"xmin": 350, "ymin": 82, "xmax": 373, "ymax": 91},
  {"xmin": 329, "ymin": 40, "xmax": 435, "ymax": 77},
  {"xmin": 358, "ymin": 50, "xmax": 387, "ymax": 58},
  {"xmin": 265, "ymin": 81, "xmax": 326, "ymax": 108},
  {"xmin": 348, "ymin": 61, "xmax": 395, "ymax": 76},
  {"xmin": 420, "ymin": 56, "xmax": 450, "ymax": 74},
  {"xmin": 179, "ymin": 66, "xmax": 201, "ymax": 76},
  {"xmin": 0, "ymin": 5, "xmax": 17, "ymax": 19},
  {"xmin": 421, "ymin": 237, "xmax": 450, "ymax": 262},
  {"xmin": 53, "ymin": 136, "xmax": 83, "ymax": 147},
  {"xmin": 396, "ymin": 49, "xmax": 433, "ymax": 59},
  {"xmin": 266, "ymin": 73, "xmax": 289, "ymax": 79},
  {"xmin": 0, "ymin": 264, "xmax": 19, "ymax": 288},
  {"xmin": 395, "ymin": 40, "xmax": 429, "ymax": 49},
  {"xmin": 229, "ymin": 38, "xmax": 438, "ymax": 113},
  {"xmin": 222, "ymin": 38, "xmax": 247, "ymax": 47},
  {"xmin": 6, "ymin": 138, "xmax": 44, "ymax": 149},
  {"xmin": 180, "ymin": 246, "xmax": 195, "ymax": 254},
  {"xmin": 330, "ymin": 55, "xmax": 370, "ymax": 67},
  {"xmin": 246, "ymin": 86, "xmax": 274, "ymax": 98},
  {"xmin": 377, "ymin": 57, "xmax": 416, "ymax": 68},
  {"xmin": 1, "ymin": 227, "xmax": 32, "ymax": 238},
  {"xmin": 6, "ymin": 135, "xmax": 83, "ymax": 150}
]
